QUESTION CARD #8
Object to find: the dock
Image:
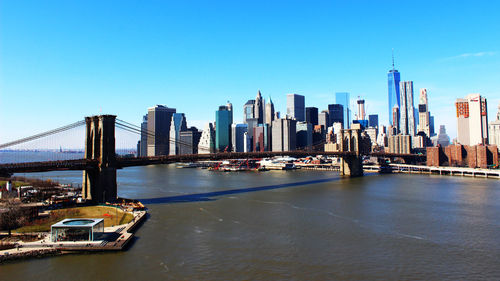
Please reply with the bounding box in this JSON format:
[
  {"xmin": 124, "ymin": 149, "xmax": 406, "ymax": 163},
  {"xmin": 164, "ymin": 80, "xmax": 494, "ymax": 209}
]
[{"xmin": 364, "ymin": 164, "xmax": 500, "ymax": 179}]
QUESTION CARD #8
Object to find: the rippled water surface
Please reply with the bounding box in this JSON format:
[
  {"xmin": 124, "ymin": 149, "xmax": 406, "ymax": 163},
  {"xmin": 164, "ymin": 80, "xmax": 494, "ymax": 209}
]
[{"xmin": 2, "ymin": 164, "xmax": 500, "ymax": 280}]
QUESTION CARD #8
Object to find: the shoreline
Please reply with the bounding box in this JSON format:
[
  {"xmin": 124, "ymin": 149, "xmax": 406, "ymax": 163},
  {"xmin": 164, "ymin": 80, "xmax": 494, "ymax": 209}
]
[
  {"xmin": 0, "ymin": 208, "xmax": 147, "ymax": 264},
  {"xmin": 364, "ymin": 164, "xmax": 500, "ymax": 179}
]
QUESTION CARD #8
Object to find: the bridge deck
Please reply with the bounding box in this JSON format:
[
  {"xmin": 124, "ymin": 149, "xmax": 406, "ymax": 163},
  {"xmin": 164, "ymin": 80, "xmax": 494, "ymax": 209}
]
[{"xmin": 0, "ymin": 151, "xmax": 425, "ymax": 174}]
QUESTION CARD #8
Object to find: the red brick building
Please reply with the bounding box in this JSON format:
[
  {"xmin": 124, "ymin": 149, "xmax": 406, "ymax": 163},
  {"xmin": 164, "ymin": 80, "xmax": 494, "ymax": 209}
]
[{"xmin": 427, "ymin": 144, "xmax": 498, "ymax": 168}]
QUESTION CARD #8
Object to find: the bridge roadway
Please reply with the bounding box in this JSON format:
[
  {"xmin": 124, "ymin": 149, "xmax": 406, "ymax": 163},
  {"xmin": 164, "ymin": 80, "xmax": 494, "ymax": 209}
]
[{"xmin": 0, "ymin": 151, "xmax": 425, "ymax": 175}]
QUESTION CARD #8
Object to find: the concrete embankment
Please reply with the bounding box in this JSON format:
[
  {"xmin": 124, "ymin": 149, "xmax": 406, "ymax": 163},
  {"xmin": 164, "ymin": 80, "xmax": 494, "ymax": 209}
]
[{"xmin": 0, "ymin": 248, "xmax": 61, "ymax": 263}]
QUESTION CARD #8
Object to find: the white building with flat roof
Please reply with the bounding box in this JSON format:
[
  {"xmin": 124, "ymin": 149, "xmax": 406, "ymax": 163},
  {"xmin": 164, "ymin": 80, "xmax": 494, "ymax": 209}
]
[{"xmin": 455, "ymin": 94, "xmax": 488, "ymax": 145}]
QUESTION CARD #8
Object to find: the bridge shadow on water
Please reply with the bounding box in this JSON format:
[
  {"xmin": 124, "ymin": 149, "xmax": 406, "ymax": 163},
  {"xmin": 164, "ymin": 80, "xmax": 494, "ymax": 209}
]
[{"xmin": 138, "ymin": 177, "xmax": 341, "ymax": 205}]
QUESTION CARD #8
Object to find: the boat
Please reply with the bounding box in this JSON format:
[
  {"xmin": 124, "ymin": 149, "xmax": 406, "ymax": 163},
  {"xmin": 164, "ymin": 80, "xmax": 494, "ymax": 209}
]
[
  {"xmin": 176, "ymin": 163, "xmax": 200, "ymax": 168},
  {"xmin": 258, "ymin": 159, "xmax": 297, "ymax": 170}
]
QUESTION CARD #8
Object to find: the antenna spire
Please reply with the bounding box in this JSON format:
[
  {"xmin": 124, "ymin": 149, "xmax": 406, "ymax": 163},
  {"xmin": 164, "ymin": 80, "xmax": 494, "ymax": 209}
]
[{"xmin": 392, "ymin": 49, "xmax": 395, "ymax": 70}]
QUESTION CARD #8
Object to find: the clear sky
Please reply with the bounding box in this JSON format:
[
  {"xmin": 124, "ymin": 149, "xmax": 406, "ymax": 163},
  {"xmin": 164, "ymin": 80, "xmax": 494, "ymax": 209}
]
[{"xmin": 1, "ymin": 0, "xmax": 499, "ymax": 145}]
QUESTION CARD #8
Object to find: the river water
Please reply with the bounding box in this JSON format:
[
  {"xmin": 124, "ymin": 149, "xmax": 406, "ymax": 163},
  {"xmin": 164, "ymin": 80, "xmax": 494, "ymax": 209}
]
[{"xmin": 1, "ymin": 162, "xmax": 500, "ymax": 280}]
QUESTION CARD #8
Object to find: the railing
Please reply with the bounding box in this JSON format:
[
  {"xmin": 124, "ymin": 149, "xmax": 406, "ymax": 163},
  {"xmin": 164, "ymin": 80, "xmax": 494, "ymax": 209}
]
[{"xmin": 0, "ymin": 159, "xmax": 98, "ymax": 174}]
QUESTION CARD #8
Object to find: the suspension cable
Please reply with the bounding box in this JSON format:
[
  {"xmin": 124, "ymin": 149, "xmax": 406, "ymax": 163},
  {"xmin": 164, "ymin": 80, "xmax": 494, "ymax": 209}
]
[
  {"xmin": 115, "ymin": 121, "xmax": 210, "ymax": 151},
  {"xmin": 0, "ymin": 120, "xmax": 86, "ymax": 150}
]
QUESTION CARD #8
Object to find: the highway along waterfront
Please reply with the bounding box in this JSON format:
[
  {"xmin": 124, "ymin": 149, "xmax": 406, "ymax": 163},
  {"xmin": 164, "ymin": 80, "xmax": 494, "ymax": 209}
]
[{"xmin": 2, "ymin": 164, "xmax": 500, "ymax": 280}]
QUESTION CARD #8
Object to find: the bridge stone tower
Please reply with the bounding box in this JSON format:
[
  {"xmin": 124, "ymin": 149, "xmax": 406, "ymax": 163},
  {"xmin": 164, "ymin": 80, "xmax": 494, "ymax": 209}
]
[
  {"xmin": 338, "ymin": 124, "xmax": 369, "ymax": 177},
  {"xmin": 82, "ymin": 115, "xmax": 117, "ymax": 203}
]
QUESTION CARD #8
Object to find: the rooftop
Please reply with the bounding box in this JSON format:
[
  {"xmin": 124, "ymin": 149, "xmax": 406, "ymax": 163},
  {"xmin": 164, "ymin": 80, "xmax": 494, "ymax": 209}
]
[{"xmin": 52, "ymin": 218, "xmax": 104, "ymax": 228}]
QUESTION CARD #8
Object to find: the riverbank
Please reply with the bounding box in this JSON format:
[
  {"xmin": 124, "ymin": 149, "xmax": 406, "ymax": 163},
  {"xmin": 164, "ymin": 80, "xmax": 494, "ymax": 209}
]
[{"xmin": 0, "ymin": 209, "xmax": 147, "ymax": 264}]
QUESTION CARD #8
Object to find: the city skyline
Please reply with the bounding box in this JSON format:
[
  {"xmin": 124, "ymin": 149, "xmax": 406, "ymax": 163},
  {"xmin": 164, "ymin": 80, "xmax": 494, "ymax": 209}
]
[{"xmin": 1, "ymin": 1, "xmax": 500, "ymax": 143}]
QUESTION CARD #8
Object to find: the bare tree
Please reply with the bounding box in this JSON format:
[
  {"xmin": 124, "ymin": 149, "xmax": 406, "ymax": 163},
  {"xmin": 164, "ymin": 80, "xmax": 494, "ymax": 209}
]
[{"xmin": 0, "ymin": 200, "xmax": 26, "ymax": 236}]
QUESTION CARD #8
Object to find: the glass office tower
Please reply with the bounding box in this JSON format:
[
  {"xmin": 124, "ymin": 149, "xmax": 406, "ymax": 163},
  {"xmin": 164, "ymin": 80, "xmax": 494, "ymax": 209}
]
[
  {"xmin": 328, "ymin": 104, "xmax": 344, "ymax": 126},
  {"xmin": 216, "ymin": 105, "xmax": 233, "ymax": 152},
  {"xmin": 286, "ymin": 94, "xmax": 305, "ymax": 121},
  {"xmin": 388, "ymin": 68, "xmax": 401, "ymax": 125},
  {"xmin": 169, "ymin": 113, "xmax": 187, "ymax": 155},
  {"xmin": 335, "ymin": 92, "xmax": 350, "ymax": 129}
]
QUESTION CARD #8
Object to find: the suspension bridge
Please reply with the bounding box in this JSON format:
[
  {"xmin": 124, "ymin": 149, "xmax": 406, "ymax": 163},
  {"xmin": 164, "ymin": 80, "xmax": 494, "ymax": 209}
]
[{"xmin": 0, "ymin": 115, "xmax": 425, "ymax": 203}]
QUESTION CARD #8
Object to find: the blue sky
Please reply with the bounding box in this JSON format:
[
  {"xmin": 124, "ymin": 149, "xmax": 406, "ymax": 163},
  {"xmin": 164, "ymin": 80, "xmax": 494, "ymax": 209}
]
[{"xmin": 1, "ymin": 0, "xmax": 499, "ymax": 145}]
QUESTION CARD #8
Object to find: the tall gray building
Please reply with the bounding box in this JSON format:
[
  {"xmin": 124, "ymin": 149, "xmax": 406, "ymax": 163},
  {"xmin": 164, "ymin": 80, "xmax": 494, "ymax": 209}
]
[
  {"xmin": 286, "ymin": 93, "xmax": 305, "ymax": 121},
  {"xmin": 488, "ymin": 102, "xmax": 500, "ymax": 146},
  {"xmin": 319, "ymin": 110, "xmax": 330, "ymax": 128},
  {"xmin": 169, "ymin": 113, "xmax": 188, "ymax": 155},
  {"xmin": 147, "ymin": 105, "xmax": 176, "ymax": 156},
  {"xmin": 231, "ymin": 123, "xmax": 248, "ymax": 152},
  {"xmin": 243, "ymin": 100, "xmax": 255, "ymax": 124},
  {"xmin": 245, "ymin": 118, "xmax": 258, "ymax": 151},
  {"xmin": 265, "ymin": 98, "xmax": 275, "ymax": 126},
  {"xmin": 272, "ymin": 118, "xmax": 297, "ymax": 152},
  {"xmin": 436, "ymin": 125, "xmax": 450, "ymax": 147},
  {"xmin": 399, "ymin": 81, "xmax": 415, "ymax": 136},
  {"xmin": 254, "ymin": 90, "xmax": 264, "ymax": 124},
  {"xmin": 179, "ymin": 127, "xmax": 202, "ymax": 155},
  {"xmin": 138, "ymin": 115, "xmax": 148, "ymax": 157},
  {"xmin": 417, "ymin": 88, "xmax": 430, "ymax": 137}
]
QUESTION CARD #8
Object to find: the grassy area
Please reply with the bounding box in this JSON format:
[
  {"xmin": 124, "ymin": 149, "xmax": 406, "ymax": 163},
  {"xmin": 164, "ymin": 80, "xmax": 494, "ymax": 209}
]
[
  {"xmin": 0, "ymin": 180, "xmax": 30, "ymax": 188},
  {"xmin": 15, "ymin": 206, "xmax": 134, "ymax": 233}
]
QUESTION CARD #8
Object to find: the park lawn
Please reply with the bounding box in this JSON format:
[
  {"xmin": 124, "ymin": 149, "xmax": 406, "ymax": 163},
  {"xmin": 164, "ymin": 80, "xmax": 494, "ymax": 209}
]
[
  {"xmin": 15, "ymin": 206, "xmax": 134, "ymax": 233},
  {"xmin": 0, "ymin": 180, "xmax": 30, "ymax": 188}
]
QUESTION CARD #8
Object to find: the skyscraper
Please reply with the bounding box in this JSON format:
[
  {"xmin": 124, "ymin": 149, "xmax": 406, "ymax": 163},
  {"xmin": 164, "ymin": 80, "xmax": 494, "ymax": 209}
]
[
  {"xmin": 253, "ymin": 125, "xmax": 270, "ymax": 152},
  {"xmin": 296, "ymin": 122, "xmax": 313, "ymax": 150},
  {"xmin": 231, "ymin": 123, "xmax": 248, "ymax": 152},
  {"xmin": 436, "ymin": 125, "xmax": 450, "ymax": 147},
  {"xmin": 328, "ymin": 104, "xmax": 344, "ymax": 126},
  {"xmin": 417, "ymin": 88, "xmax": 430, "ymax": 137},
  {"xmin": 356, "ymin": 97, "xmax": 366, "ymax": 120},
  {"xmin": 169, "ymin": 113, "xmax": 187, "ymax": 155},
  {"xmin": 286, "ymin": 93, "xmax": 305, "ymax": 121},
  {"xmin": 139, "ymin": 114, "xmax": 148, "ymax": 157},
  {"xmin": 198, "ymin": 123, "xmax": 215, "ymax": 154},
  {"xmin": 318, "ymin": 110, "xmax": 330, "ymax": 128},
  {"xmin": 456, "ymin": 94, "xmax": 489, "ymax": 145},
  {"xmin": 265, "ymin": 98, "xmax": 275, "ymax": 126},
  {"xmin": 488, "ymin": 102, "xmax": 500, "ymax": 145},
  {"xmin": 147, "ymin": 105, "xmax": 176, "ymax": 156},
  {"xmin": 399, "ymin": 81, "xmax": 415, "ymax": 136},
  {"xmin": 429, "ymin": 114, "xmax": 435, "ymax": 136},
  {"xmin": 216, "ymin": 105, "xmax": 233, "ymax": 151},
  {"xmin": 392, "ymin": 105, "xmax": 400, "ymax": 134},
  {"xmin": 388, "ymin": 55, "xmax": 401, "ymax": 126},
  {"xmin": 179, "ymin": 127, "xmax": 202, "ymax": 155},
  {"xmin": 368, "ymin": 114, "xmax": 379, "ymax": 128},
  {"xmin": 305, "ymin": 107, "xmax": 318, "ymax": 126},
  {"xmin": 243, "ymin": 100, "xmax": 255, "ymax": 124},
  {"xmin": 254, "ymin": 90, "xmax": 264, "ymax": 124},
  {"xmin": 335, "ymin": 92, "xmax": 350, "ymax": 129},
  {"xmin": 272, "ymin": 118, "xmax": 297, "ymax": 151}
]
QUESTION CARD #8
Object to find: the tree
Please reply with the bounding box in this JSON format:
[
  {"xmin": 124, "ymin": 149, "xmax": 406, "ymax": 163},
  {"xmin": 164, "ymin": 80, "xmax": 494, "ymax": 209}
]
[{"xmin": 0, "ymin": 200, "xmax": 26, "ymax": 236}]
